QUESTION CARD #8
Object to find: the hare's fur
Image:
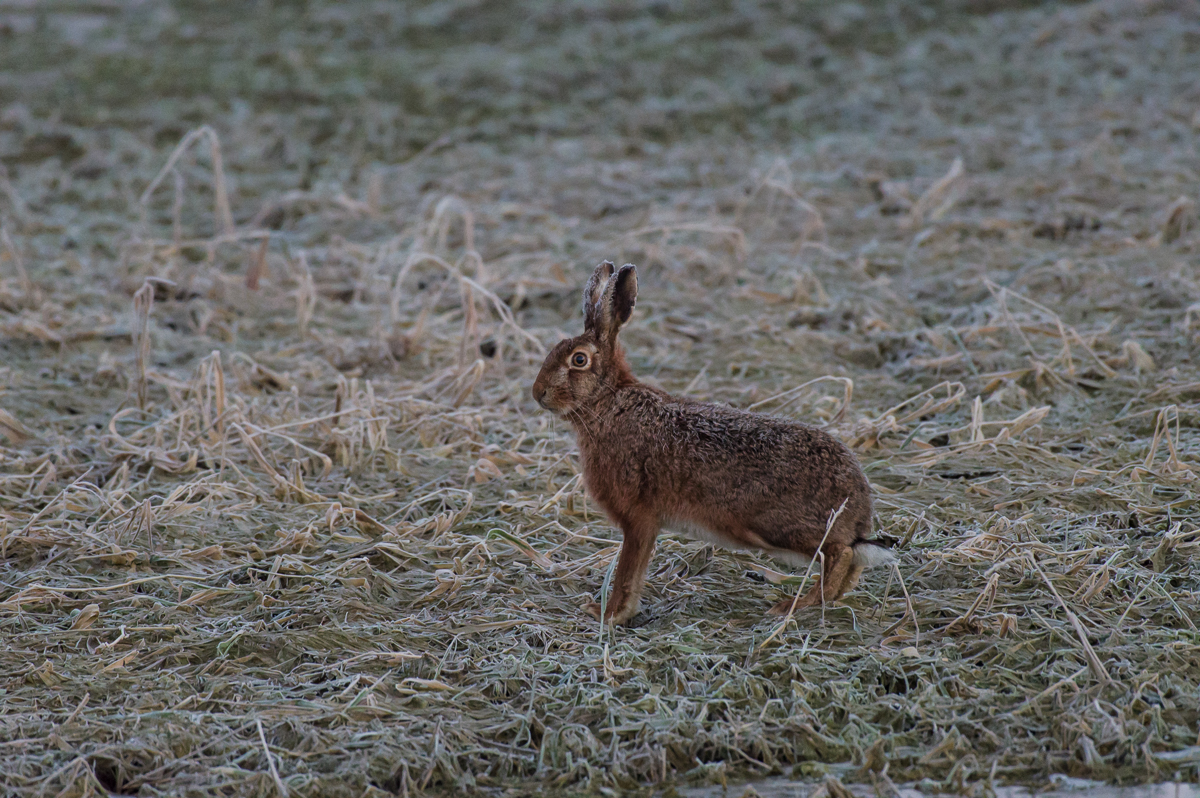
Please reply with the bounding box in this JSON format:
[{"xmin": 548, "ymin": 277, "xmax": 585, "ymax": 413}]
[{"xmin": 532, "ymin": 261, "xmax": 894, "ymax": 624}]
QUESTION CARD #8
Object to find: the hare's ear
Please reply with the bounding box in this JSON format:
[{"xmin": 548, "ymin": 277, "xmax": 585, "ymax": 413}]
[
  {"xmin": 596, "ymin": 263, "xmax": 637, "ymax": 344},
  {"xmin": 582, "ymin": 261, "xmax": 615, "ymax": 332}
]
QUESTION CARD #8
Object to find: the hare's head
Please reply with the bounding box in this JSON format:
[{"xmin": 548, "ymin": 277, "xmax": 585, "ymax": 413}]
[{"xmin": 532, "ymin": 261, "xmax": 638, "ymax": 417}]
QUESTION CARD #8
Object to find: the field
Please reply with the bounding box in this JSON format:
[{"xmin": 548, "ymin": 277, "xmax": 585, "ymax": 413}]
[{"xmin": 2, "ymin": 1, "xmax": 1200, "ymax": 795}]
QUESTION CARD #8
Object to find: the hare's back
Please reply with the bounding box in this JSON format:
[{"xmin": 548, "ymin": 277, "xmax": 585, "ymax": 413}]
[{"xmin": 657, "ymin": 400, "xmax": 861, "ymax": 480}]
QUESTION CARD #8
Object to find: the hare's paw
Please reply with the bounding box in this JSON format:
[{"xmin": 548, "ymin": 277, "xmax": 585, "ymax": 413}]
[
  {"xmin": 583, "ymin": 599, "xmax": 641, "ymax": 625},
  {"xmin": 767, "ymin": 593, "xmax": 821, "ymax": 616}
]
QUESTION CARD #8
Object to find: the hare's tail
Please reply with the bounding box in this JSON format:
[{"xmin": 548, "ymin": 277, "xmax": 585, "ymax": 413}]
[{"xmin": 852, "ymin": 539, "xmax": 896, "ymax": 568}]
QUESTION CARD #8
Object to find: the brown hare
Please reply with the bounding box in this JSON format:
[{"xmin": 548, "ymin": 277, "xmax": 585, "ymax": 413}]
[{"xmin": 532, "ymin": 261, "xmax": 894, "ymax": 625}]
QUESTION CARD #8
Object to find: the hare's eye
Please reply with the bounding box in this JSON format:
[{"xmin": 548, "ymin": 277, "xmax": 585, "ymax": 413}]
[{"xmin": 570, "ymin": 352, "xmax": 590, "ymax": 369}]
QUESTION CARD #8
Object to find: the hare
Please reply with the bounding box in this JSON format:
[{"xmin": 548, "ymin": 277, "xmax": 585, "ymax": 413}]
[{"xmin": 532, "ymin": 261, "xmax": 894, "ymax": 625}]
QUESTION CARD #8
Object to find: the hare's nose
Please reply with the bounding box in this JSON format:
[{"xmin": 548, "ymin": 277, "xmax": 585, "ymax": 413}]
[{"xmin": 532, "ymin": 382, "xmax": 546, "ymax": 406}]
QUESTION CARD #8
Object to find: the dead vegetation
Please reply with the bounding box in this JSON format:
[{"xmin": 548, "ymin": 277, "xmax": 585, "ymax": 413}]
[{"xmin": 1, "ymin": 1, "xmax": 1200, "ymax": 796}]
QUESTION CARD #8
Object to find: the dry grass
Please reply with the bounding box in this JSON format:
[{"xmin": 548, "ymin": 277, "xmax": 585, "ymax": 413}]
[{"xmin": 1, "ymin": 1, "xmax": 1200, "ymax": 796}]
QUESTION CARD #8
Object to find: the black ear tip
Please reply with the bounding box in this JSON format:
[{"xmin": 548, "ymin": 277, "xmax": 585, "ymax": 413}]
[{"xmin": 616, "ymin": 263, "xmax": 638, "ymax": 294}]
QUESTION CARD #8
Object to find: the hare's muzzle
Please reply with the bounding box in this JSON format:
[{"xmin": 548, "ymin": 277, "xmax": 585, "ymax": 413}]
[{"xmin": 531, "ymin": 381, "xmax": 548, "ymax": 409}]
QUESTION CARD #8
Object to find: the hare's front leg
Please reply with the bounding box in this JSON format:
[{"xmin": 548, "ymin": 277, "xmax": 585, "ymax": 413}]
[{"xmin": 585, "ymin": 515, "xmax": 658, "ymax": 625}]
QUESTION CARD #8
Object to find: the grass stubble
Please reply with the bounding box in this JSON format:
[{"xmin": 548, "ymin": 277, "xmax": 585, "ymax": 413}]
[{"xmin": 0, "ymin": 1, "xmax": 1199, "ymax": 796}]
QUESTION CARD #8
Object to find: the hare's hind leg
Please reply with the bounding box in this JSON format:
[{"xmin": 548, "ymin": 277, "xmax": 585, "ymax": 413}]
[
  {"xmin": 839, "ymin": 564, "xmax": 865, "ymax": 597},
  {"xmin": 767, "ymin": 544, "xmax": 855, "ymax": 615}
]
